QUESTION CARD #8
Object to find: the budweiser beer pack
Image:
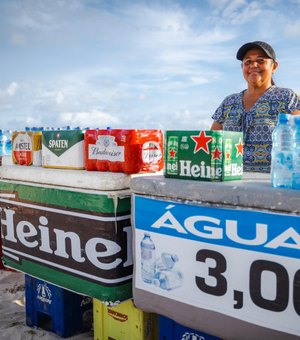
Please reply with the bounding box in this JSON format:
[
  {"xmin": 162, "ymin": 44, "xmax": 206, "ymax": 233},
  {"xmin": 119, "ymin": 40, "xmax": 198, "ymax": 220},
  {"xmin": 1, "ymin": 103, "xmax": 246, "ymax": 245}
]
[
  {"xmin": 165, "ymin": 130, "xmax": 243, "ymax": 181},
  {"xmin": 84, "ymin": 129, "xmax": 164, "ymax": 174}
]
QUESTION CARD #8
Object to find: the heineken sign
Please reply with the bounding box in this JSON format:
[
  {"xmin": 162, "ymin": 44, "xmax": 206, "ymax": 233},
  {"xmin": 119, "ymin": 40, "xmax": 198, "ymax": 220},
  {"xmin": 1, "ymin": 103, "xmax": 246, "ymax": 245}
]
[
  {"xmin": 165, "ymin": 130, "xmax": 243, "ymax": 181},
  {"xmin": 0, "ymin": 181, "xmax": 132, "ymax": 304}
]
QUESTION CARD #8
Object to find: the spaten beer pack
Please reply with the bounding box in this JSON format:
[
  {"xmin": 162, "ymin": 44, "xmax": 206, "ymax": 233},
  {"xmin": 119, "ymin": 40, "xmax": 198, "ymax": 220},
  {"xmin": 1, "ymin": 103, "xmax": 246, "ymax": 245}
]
[
  {"xmin": 42, "ymin": 129, "xmax": 84, "ymax": 169},
  {"xmin": 165, "ymin": 130, "xmax": 243, "ymax": 181}
]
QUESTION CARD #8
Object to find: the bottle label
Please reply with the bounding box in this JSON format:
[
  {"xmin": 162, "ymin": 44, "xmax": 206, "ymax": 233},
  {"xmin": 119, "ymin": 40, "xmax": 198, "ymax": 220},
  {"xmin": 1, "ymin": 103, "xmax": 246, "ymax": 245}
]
[
  {"xmin": 142, "ymin": 141, "xmax": 162, "ymax": 164},
  {"xmin": 89, "ymin": 136, "xmax": 125, "ymax": 162}
]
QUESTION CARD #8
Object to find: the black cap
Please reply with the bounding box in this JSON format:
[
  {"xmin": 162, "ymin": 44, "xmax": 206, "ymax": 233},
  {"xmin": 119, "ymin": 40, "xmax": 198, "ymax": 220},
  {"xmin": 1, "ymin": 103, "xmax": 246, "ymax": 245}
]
[{"xmin": 236, "ymin": 41, "xmax": 276, "ymax": 61}]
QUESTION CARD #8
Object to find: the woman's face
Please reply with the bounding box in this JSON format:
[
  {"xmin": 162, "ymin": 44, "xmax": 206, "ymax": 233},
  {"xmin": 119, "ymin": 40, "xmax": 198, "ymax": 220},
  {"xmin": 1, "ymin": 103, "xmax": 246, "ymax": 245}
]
[{"xmin": 241, "ymin": 48, "xmax": 278, "ymax": 88}]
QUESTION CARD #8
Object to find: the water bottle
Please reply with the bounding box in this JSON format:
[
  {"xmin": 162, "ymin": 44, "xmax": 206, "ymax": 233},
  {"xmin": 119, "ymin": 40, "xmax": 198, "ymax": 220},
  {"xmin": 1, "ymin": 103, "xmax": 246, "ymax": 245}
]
[
  {"xmin": 4, "ymin": 130, "xmax": 12, "ymax": 156},
  {"xmin": 0, "ymin": 129, "xmax": 7, "ymax": 157},
  {"xmin": 156, "ymin": 253, "xmax": 179, "ymax": 271},
  {"xmin": 292, "ymin": 116, "xmax": 300, "ymax": 189},
  {"xmin": 140, "ymin": 233, "xmax": 156, "ymax": 284},
  {"xmin": 271, "ymin": 114, "xmax": 293, "ymax": 188},
  {"xmin": 153, "ymin": 270, "xmax": 183, "ymax": 290}
]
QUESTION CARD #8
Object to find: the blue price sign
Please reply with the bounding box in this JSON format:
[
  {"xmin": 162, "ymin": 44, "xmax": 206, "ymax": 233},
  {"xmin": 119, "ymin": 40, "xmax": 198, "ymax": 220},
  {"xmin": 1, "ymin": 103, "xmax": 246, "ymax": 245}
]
[{"xmin": 133, "ymin": 194, "xmax": 300, "ymax": 336}]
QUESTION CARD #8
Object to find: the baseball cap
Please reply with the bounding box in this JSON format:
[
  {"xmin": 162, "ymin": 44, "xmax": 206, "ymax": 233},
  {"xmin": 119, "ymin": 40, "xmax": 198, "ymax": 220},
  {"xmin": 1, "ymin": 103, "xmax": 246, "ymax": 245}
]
[{"xmin": 236, "ymin": 41, "xmax": 276, "ymax": 61}]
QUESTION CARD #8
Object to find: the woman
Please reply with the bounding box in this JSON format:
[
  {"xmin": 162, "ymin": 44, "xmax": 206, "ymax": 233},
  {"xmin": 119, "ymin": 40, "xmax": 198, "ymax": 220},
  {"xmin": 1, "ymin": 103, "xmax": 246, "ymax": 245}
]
[{"xmin": 211, "ymin": 41, "xmax": 300, "ymax": 172}]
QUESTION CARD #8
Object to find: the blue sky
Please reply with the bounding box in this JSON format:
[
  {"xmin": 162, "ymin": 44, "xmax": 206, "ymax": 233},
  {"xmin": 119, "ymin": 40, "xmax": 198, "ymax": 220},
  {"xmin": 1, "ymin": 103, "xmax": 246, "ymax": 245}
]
[{"xmin": 0, "ymin": 0, "xmax": 300, "ymax": 131}]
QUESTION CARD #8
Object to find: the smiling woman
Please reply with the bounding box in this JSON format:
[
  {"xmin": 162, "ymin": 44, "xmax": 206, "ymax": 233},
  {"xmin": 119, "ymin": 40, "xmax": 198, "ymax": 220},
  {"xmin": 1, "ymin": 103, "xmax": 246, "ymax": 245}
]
[{"xmin": 210, "ymin": 41, "xmax": 300, "ymax": 173}]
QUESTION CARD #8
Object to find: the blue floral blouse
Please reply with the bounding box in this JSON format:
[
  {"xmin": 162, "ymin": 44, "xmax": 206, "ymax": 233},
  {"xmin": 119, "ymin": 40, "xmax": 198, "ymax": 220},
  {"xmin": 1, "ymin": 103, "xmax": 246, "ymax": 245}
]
[{"xmin": 212, "ymin": 86, "xmax": 300, "ymax": 173}]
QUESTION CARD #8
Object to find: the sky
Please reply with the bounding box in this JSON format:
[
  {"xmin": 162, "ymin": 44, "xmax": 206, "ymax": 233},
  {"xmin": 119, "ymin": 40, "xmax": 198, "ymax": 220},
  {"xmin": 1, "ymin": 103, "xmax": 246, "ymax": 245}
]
[{"xmin": 0, "ymin": 0, "xmax": 300, "ymax": 132}]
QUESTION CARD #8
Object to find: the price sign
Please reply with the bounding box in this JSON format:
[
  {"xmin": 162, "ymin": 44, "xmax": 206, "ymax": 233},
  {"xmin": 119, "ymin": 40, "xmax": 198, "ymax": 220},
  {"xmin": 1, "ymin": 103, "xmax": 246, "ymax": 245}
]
[{"xmin": 133, "ymin": 195, "xmax": 300, "ymax": 336}]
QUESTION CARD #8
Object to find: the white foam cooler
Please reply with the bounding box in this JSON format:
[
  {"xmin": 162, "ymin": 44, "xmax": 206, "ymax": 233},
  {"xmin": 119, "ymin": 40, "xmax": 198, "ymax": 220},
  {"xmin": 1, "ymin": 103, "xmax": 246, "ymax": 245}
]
[
  {"xmin": 131, "ymin": 173, "xmax": 300, "ymax": 340},
  {"xmin": 0, "ymin": 158, "xmax": 134, "ymax": 304}
]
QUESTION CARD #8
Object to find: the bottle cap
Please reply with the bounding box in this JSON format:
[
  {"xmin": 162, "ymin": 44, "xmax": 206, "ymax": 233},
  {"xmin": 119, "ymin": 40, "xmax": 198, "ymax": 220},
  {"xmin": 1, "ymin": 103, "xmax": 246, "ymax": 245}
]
[{"xmin": 278, "ymin": 113, "xmax": 289, "ymax": 123}]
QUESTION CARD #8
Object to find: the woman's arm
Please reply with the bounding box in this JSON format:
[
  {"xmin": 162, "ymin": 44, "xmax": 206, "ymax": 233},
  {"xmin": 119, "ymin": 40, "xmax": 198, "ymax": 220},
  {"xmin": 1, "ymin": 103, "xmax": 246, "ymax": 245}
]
[
  {"xmin": 210, "ymin": 121, "xmax": 223, "ymax": 130},
  {"xmin": 292, "ymin": 110, "xmax": 300, "ymax": 115}
]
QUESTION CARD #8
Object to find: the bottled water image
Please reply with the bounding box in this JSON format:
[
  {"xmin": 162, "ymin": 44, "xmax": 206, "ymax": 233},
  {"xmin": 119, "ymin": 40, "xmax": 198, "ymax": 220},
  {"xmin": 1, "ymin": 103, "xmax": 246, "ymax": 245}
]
[
  {"xmin": 140, "ymin": 233, "xmax": 156, "ymax": 284},
  {"xmin": 292, "ymin": 116, "xmax": 300, "ymax": 189},
  {"xmin": 156, "ymin": 253, "xmax": 179, "ymax": 271},
  {"xmin": 153, "ymin": 270, "xmax": 183, "ymax": 290},
  {"xmin": 271, "ymin": 113, "xmax": 293, "ymax": 188}
]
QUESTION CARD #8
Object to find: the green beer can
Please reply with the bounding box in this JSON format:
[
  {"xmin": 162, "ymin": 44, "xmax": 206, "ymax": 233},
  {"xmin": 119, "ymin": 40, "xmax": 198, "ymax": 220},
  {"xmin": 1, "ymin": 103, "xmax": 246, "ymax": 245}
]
[{"xmin": 166, "ymin": 136, "xmax": 179, "ymax": 175}]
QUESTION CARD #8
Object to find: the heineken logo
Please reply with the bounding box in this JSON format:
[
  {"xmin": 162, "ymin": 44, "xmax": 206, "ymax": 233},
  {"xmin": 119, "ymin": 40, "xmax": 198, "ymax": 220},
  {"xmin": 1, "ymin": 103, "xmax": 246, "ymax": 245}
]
[
  {"xmin": 212, "ymin": 146, "xmax": 222, "ymax": 160},
  {"xmin": 179, "ymin": 160, "xmax": 243, "ymax": 178},
  {"xmin": 0, "ymin": 196, "xmax": 133, "ymax": 285},
  {"xmin": 168, "ymin": 148, "xmax": 177, "ymax": 158},
  {"xmin": 235, "ymin": 137, "xmax": 243, "ymax": 157},
  {"xmin": 191, "ymin": 131, "xmax": 212, "ymax": 154}
]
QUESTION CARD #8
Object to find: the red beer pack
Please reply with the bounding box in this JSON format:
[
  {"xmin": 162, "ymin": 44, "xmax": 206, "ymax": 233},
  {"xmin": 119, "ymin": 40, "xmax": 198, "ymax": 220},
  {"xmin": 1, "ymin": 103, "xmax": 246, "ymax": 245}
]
[{"xmin": 84, "ymin": 129, "xmax": 164, "ymax": 174}]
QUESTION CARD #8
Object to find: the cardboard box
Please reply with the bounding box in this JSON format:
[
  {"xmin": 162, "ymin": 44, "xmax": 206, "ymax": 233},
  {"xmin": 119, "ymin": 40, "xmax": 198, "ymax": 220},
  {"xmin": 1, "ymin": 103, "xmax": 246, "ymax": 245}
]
[
  {"xmin": 165, "ymin": 130, "xmax": 243, "ymax": 181},
  {"xmin": 42, "ymin": 130, "xmax": 84, "ymax": 169}
]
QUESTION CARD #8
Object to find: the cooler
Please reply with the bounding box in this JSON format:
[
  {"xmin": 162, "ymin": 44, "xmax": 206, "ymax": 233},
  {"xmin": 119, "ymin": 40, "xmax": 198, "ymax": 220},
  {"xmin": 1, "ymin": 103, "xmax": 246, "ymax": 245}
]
[
  {"xmin": 25, "ymin": 274, "xmax": 93, "ymax": 338},
  {"xmin": 131, "ymin": 173, "xmax": 300, "ymax": 340},
  {"xmin": 0, "ymin": 158, "xmax": 132, "ymax": 304}
]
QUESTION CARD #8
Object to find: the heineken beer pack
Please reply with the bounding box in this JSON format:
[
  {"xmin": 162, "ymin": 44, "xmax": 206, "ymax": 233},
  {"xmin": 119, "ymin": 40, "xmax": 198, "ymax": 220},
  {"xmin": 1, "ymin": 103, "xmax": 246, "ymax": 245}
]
[{"xmin": 165, "ymin": 130, "xmax": 243, "ymax": 181}]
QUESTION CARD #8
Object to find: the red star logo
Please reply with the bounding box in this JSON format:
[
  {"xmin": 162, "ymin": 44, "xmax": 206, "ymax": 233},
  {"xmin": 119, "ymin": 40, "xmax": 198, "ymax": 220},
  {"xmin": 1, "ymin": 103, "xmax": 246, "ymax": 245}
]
[
  {"xmin": 235, "ymin": 138, "xmax": 243, "ymax": 157},
  {"xmin": 211, "ymin": 146, "xmax": 222, "ymax": 160},
  {"xmin": 190, "ymin": 131, "xmax": 212, "ymax": 154},
  {"xmin": 225, "ymin": 151, "xmax": 231, "ymax": 160},
  {"xmin": 169, "ymin": 148, "xmax": 177, "ymax": 158}
]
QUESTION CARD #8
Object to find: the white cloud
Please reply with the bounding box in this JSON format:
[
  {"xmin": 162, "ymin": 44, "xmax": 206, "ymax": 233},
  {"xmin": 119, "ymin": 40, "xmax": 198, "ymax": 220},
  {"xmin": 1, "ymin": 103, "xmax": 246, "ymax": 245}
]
[{"xmin": 1, "ymin": 82, "xmax": 20, "ymax": 96}]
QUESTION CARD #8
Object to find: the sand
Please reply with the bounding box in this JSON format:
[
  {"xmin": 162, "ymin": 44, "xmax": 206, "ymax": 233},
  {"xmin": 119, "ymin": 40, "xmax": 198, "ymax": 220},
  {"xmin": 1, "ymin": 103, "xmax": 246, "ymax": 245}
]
[{"xmin": 0, "ymin": 269, "xmax": 94, "ymax": 340}]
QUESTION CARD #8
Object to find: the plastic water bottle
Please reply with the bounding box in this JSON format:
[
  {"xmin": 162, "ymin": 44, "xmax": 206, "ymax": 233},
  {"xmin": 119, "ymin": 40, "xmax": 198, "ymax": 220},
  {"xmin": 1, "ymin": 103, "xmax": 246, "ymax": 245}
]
[
  {"xmin": 292, "ymin": 116, "xmax": 300, "ymax": 189},
  {"xmin": 140, "ymin": 233, "xmax": 156, "ymax": 284},
  {"xmin": 156, "ymin": 253, "xmax": 179, "ymax": 271},
  {"xmin": 271, "ymin": 114, "xmax": 293, "ymax": 188},
  {"xmin": 0, "ymin": 129, "xmax": 7, "ymax": 157},
  {"xmin": 153, "ymin": 270, "xmax": 183, "ymax": 290},
  {"xmin": 4, "ymin": 130, "xmax": 12, "ymax": 155}
]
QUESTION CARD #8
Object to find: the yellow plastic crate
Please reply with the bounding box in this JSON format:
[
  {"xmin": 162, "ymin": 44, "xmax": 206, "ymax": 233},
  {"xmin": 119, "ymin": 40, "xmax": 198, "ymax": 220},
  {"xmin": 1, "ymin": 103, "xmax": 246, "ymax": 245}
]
[{"xmin": 93, "ymin": 299, "xmax": 157, "ymax": 340}]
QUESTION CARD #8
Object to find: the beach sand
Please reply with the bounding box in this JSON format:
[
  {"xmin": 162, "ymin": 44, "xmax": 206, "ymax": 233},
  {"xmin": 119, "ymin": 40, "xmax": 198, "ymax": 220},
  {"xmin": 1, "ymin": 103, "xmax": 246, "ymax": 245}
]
[{"xmin": 0, "ymin": 269, "xmax": 94, "ymax": 340}]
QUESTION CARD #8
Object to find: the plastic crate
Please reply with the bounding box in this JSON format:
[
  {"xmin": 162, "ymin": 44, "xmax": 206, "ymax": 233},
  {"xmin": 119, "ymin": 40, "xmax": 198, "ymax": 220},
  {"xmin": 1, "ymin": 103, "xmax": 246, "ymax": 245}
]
[
  {"xmin": 25, "ymin": 274, "xmax": 93, "ymax": 338},
  {"xmin": 93, "ymin": 298, "xmax": 157, "ymax": 340},
  {"xmin": 158, "ymin": 315, "xmax": 221, "ymax": 340}
]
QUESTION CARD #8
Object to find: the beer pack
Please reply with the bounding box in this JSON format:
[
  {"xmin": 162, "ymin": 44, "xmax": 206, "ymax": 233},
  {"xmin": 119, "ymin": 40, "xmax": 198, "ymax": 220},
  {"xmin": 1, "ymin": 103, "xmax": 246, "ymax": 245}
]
[
  {"xmin": 84, "ymin": 129, "xmax": 164, "ymax": 174},
  {"xmin": 42, "ymin": 129, "xmax": 84, "ymax": 169},
  {"xmin": 165, "ymin": 130, "xmax": 243, "ymax": 181},
  {"xmin": 12, "ymin": 130, "xmax": 42, "ymax": 166}
]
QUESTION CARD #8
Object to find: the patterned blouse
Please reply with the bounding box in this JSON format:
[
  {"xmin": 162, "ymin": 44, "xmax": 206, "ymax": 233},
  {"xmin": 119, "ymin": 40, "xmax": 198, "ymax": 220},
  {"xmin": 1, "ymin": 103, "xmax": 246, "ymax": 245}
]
[{"xmin": 212, "ymin": 86, "xmax": 300, "ymax": 173}]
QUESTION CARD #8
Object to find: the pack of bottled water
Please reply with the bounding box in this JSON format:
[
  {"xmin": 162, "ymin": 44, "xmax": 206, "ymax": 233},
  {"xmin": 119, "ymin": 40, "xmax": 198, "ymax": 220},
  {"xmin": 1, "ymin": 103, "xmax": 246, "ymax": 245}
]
[
  {"xmin": 271, "ymin": 114, "xmax": 300, "ymax": 190},
  {"xmin": 140, "ymin": 233, "xmax": 183, "ymax": 290},
  {"xmin": 0, "ymin": 129, "xmax": 12, "ymax": 157}
]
